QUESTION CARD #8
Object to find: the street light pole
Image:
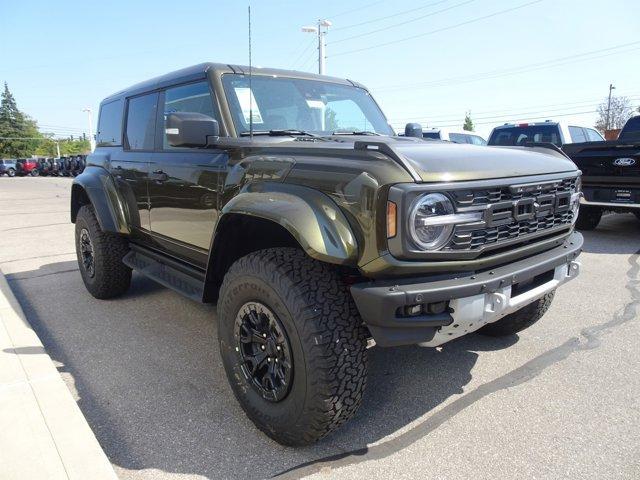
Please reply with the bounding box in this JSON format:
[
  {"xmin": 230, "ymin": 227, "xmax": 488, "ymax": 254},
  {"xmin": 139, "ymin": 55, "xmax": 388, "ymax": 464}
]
[
  {"xmin": 605, "ymin": 83, "xmax": 616, "ymax": 131},
  {"xmin": 82, "ymin": 107, "xmax": 95, "ymax": 152},
  {"xmin": 302, "ymin": 19, "xmax": 331, "ymax": 75}
]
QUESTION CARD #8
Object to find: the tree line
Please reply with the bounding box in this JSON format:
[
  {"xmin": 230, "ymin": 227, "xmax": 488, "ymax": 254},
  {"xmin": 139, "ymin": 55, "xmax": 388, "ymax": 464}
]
[{"xmin": 0, "ymin": 83, "xmax": 90, "ymax": 158}]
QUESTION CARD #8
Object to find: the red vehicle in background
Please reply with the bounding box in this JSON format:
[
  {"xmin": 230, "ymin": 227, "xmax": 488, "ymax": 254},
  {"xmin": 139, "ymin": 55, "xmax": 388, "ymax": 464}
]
[{"xmin": 16, "ymin": 159, "xmax": 39, "ymax": 176}]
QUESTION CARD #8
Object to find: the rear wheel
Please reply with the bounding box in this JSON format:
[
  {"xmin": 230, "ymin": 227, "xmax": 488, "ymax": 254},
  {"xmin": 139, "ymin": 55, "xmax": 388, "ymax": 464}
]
[
  {"xmin": 75, "ymin": 205, "xmax": 131, "ymax": 299},
  {"xmin": 30, "ymin": 169, "xmax": 39, "ymax": 177},
  {"xmin": 217, "ymin": 248, "xmax": 368, "ymax": 446},
  {"xmin": 7, "ymin": 168, "xmax": 15, "ymax": 177},
  {"xmin": 575, "ymin": 206, "xmax": 602, "ymax": 230},
  {"xmin": 478, "ymin": 292, "xmax": 555, "ymax": 337}
]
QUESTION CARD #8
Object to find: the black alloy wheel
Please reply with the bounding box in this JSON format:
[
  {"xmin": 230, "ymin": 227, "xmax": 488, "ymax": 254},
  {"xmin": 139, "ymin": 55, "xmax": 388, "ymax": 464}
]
[
  {"xmin": 234, "ymin": 301, "xmax": 293, "ymax": 402},
  {"xmin": 79, "ymin": 227, "xmax": 95, "ymax": 278}
]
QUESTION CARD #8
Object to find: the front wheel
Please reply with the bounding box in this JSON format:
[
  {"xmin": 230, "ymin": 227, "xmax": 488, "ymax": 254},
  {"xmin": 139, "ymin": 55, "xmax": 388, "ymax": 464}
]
[
  {"xmin": 30, "ymin": 169, "xmax": 39, "ymax": 177},
  {"xmin": 478, "ymin": 292, "xmax": 555, "ymax": 337},
  {"xmin": 217, "ymin": 248, "xmax": 368, "ymax": 446},
  {"xmin": 7, "ymin": 168, "xmax": 16, "ymax": 177},
  {"xmin": 575, "ymin": 206, "xmax": 602, "ymax": 230},
  {"xmin": 75, "ymin": 205, "xmax": 131, "ymax": 299}
]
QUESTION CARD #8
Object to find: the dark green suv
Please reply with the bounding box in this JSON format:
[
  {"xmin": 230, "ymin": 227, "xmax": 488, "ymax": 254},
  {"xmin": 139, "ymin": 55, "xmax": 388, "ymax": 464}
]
[{"xmin": 71, "ymin": 63, "xmax": 583, "ymax": 446}]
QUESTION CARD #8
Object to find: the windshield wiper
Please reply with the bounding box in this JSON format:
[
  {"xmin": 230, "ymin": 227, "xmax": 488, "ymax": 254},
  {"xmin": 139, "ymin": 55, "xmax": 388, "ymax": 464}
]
[
  {"xmin": 240, "ymin": 129, "xmax": 324, "ymax": 139},
  {"xmin": 332, "ymin": 130, "xmax": 382, "ymax": 136}
]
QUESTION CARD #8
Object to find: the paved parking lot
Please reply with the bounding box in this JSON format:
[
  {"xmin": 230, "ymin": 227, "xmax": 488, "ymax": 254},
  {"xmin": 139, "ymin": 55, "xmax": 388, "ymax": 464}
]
[{"xmin": 1, "ymin": 176, "xmax": 639, "ymax": 480}]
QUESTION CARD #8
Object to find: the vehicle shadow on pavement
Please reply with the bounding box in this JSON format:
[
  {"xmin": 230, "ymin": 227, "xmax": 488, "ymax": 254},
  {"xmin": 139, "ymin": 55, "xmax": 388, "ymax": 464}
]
[
  {"xmin": 7, "ymin": 260, "xmax": 519, "ymax": 480},
  {"xmin": 580, "ymin": 213, "xmax": 640, "ymax": 255}
]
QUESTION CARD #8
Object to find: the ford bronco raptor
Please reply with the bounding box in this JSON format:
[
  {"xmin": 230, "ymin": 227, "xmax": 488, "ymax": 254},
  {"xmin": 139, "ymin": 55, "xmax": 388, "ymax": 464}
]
[{"xmin": 72, "ymin": 63, "xmax": 583, "ymax": 446}]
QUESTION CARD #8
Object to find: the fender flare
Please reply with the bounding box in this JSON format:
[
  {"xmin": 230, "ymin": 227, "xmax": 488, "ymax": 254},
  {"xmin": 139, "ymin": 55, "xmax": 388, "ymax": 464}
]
[
  {"xmin": 217, "ymin": 182, "xmax": 358, "ymax": 265},
  {"xmin": 71, "ymin": 166, "xmax": 131, "ymax": 235}
]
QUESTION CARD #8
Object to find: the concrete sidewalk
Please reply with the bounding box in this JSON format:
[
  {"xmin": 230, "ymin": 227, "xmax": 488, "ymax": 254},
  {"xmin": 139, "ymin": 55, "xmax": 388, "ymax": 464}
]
[{"xmin": 0, "ymin": 267, "xmax": 117, "ymax": 480}]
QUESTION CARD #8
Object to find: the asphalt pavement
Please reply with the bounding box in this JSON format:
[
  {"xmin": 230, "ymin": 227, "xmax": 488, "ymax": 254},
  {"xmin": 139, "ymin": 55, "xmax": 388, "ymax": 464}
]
[{"xmin": 0, "ymin": 176, "xmax": 639, "ymax": 480}]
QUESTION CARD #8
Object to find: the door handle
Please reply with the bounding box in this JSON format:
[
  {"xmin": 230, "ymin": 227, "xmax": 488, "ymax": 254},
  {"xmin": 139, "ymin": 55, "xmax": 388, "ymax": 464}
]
[{"xmin": 150, "ymin": 170, "xmax": 169, "ymax": 182}]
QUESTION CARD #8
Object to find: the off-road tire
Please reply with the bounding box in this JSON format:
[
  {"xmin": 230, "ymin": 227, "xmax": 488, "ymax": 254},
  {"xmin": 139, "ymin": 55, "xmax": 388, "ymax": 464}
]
[
  {"xmin": 478, "ymin": 291, "xmax": 555, "ymax": 337},
  {"xmin": 75, "ymin": 205, "xmax": 131, "ymax": 299},
  {"xmin": 7, "ymin": 168, "xmax": 15, "ymax": 177},
  {"xmin": 217, "ymin": 247, "xmax": 368, "ymax": 446},
  {"xmin": 633, "ymin": 211, "xmax": 640, "ymax": 221},
  {"xmin": 30, "ymin": 169, "xmax": 39, "ymax": 177},
  {"xmin": 575, "ymin": 206, "xmax": 602, "ymax": 230}
]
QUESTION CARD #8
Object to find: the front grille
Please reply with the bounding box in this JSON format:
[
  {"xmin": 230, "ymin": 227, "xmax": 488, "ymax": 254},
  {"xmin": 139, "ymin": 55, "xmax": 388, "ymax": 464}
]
[
  {"xmin": 450, "ymin": 176, "xmax": 577, "ymax": 207},
  {"xmin": 444, "ymin": 176, "xmax": 578, "ymax": 252}
]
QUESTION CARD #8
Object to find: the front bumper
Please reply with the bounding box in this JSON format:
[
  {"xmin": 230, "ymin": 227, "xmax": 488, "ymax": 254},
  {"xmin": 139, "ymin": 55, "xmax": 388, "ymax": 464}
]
[
  {"xmin": 581, "ymin": 185, "xmax": 640, "ymax": 210},
  {"xmin": 351, "ymin": 232, "xmax": 583, "ymax": 347}
]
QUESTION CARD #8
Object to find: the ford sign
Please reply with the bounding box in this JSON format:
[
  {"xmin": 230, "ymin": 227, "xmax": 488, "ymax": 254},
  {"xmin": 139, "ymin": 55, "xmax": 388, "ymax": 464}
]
[{"xmin": 613, "ymin": 158, "xmax": 637, "ymax": 167}]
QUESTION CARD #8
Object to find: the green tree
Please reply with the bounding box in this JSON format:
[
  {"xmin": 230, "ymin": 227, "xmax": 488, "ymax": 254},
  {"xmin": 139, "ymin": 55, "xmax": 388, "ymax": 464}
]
[
  {"xmin": 463, "ymin": 111, "xmax": 474, "ymax": 131},
  {"xmin": 0, "ymin": 82, "xmax": 43, "ymax": 157}
]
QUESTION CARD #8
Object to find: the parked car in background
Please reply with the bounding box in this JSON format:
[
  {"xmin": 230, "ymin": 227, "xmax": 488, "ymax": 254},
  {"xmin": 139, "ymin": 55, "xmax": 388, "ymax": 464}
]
[
  {"xmin": 563, "ymin": 115, "xmax": 640, "ymax": 230},
  {"xmin": 0, "ymin": 159, "xmax": 17, "ymax": 177},
  {"xmin": 16, "ymin": 158, "xmax": 39, "ymax": 176},
  {"xmin": 488, "ymin": 121, "xmax": 603, "ymax": 147},
  {"xmin": 422, "ymin": 128, "xmax": 487, "ymax": 145}
]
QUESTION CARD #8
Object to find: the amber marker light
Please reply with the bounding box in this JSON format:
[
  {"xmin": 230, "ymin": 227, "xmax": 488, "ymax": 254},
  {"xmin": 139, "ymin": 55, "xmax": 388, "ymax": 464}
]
[{"xmin": 387, "ymin": 201, "xmax": 397, "ymax": 238}]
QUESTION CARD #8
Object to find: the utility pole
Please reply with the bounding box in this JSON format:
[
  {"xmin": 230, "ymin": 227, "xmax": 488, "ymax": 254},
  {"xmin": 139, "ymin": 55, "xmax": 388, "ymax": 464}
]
[
  {"xmin": 82, "ymin": 107, "xmax": 95, "ymax": 151},
  {"xmin": 605, "ymin": 83, "xmax": 616, "ymax": 131},
  {"xmin": 302, "ymin": 19, "xmax": 331, "ymax": 75}
]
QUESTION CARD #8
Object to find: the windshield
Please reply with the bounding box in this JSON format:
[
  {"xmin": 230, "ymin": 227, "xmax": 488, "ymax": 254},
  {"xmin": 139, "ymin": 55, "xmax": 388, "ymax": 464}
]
[
  {"xmin": 221, "ymin": 74, "xmax": 394, "ymax": 136},
  {"xmin": 488, "ymin": 125, "xmax": 562, "ymax": 146}
]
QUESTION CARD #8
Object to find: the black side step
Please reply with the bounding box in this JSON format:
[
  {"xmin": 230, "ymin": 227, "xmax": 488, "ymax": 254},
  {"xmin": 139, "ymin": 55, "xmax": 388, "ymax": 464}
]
[{"xmin": 122, "ymin": 246, "xmax": 205, "ymax": 302}]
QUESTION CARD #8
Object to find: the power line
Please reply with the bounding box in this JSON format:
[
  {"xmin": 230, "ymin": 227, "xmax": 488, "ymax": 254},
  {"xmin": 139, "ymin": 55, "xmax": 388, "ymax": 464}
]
[
  {"xmin": 387, "ymin": 94, "xmax": 640, "ymax": 122},
  {"xmin": 328, "ymin": 0, "xmax": 388, "ymax": 18},
  {"xmin": 330, "ymin": 0, "xmax": 544, "ymax": 57},
  {"xmin": 331, "ymin": 0, "xmax": 451, "ymax": 32},
  {"xmin": 289, "ymin": 37, "xmax": 316, "ymax": 68},
  {"xmin": 373, "ymin": 41, "xmax": 640, "ymax": 92},
  {"xmin": 330, "ymin": 0, "xmax": 475, "ymax": 44}
]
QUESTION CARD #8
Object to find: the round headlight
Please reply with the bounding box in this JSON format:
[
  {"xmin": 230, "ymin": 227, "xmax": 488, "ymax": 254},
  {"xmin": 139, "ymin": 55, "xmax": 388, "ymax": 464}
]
[{"xmin": 409, "ymin": 193, "xmax": 454, "ymax": 250}]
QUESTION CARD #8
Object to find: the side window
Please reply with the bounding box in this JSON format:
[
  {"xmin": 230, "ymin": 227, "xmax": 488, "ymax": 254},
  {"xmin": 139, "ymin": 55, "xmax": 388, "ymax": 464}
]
[
  {"xmin": 449, "ymin": 133, "xmax": 469, "ymax": 144},
  {"xmin": 162, "ymin": 82, "xmax": 217, "ymax": 149},
  {"xmin": 586, "ymin": 128, "xmax": 603, "ymax": 142},
  {"xmin": 96, "ymin": 99, "xmax": 123, "ymax": 146},
  {"xmin": 569, "ymin": 126, "xmax": 587, "ymax": 143},
  {"xmin": 470, "ymin": 135, "xmax": 486, "ymax": 145},
  {"xmin": 125, "ymin": 93, "xmax": 158, "ymax": 150}
]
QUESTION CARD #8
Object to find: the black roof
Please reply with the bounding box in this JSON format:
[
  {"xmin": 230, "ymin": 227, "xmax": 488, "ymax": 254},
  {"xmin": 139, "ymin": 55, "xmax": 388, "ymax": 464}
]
[{"xmin": 101, "ymin": 62, "xmax": 362, "ymax": 104}]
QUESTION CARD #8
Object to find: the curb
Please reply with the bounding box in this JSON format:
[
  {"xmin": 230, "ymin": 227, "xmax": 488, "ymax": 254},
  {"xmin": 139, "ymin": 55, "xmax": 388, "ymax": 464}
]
[{"xmin": 0, "ymin": 267, "xmax": 118, "ymax": 480}]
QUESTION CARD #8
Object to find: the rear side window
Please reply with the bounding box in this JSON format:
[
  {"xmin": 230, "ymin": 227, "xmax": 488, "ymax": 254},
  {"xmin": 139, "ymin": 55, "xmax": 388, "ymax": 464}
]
[
  {"xmin": 469, "ymin": 135, "xmax": 486, "ymax": 145},
  {"xmin": 569, "ymin": 126, "xmax": 587, "ymax": 143},
  {"xmin": 488, "ymin": 125, "xmax": 561, "ymax": 146},
  {"xmin": 126, "ymin": 93, "xmax": 158, "ymax": 150},
  {"xmin": 449, "ymin": 133, "xmax": 469, "ymax": 144},
  {"xmin": 162, "ymin": 82, "xmax": 216, "ymax": 149},
  {"xmin": 585, "ymin": 128, "xmax": 604, "ymax": 142},
  {"xmin": 96, "ymin": 100, "xmax": 123, "ymax": 146}
]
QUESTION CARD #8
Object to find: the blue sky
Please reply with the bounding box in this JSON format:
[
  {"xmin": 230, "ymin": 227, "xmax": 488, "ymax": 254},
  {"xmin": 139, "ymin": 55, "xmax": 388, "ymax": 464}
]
[{"xmin": 1, "ymin": 0, "xmax": 639, "ymax": 139}]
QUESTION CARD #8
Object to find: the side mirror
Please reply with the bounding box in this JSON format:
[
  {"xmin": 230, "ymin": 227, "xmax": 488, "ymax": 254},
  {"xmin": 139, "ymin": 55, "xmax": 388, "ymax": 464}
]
[
  {"xmin": 166, "ymin": 112, "xmax": 220, "ymax": 148},
  {"xmin": 404, "ymin": 122, "xmax": 423, "ymax": 138}
]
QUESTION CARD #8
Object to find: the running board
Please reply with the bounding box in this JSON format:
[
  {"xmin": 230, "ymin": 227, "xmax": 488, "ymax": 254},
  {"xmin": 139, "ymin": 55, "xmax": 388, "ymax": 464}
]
[{"xmin": 122, "ymin": 246, "xmax": 205, "ymax": 302}]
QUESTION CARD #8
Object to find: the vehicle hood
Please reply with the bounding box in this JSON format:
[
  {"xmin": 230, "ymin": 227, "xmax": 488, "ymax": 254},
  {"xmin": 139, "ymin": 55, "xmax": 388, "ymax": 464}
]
[{"xmin": 392, "ymin": 142, "xmax": 578, "ymax": 182}]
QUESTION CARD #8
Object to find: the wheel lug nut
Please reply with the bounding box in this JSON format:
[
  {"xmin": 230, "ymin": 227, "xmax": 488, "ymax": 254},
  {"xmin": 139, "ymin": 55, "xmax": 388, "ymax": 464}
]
[
  {"xmin": 261, "ymin": 345, "xmax": 265, "ymax": 350},
  {"xmin": 276, "ymin": 345, "xmax": 281, "ymax": 351},
  {"xmin": 262, "ymin": 333, "xmax": 267, "ymax": 338}
]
